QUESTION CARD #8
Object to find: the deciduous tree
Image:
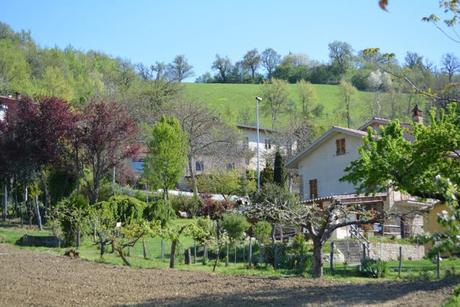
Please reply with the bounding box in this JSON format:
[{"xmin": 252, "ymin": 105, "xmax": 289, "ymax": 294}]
[
  {"xmin": 262, "ymin": 79, "xmax": 290, "ymax": 129},
  {"xmin": 76, "ymin": 99, "xmax": 139, "ymax": 204},
  {"xmin": 242, "ymin": 49, "xmax": 261, "ymax": 81},
  {"xmin": 261, "ymin": 48, "xmax": 281, "ymax": 80},
  {"xmin": 145, "ymin": 116, "xmax": 188, "ymax": 200},
  {"xmin": 167, "ymin": 55, "xmax": 194, "ymax": 82}
]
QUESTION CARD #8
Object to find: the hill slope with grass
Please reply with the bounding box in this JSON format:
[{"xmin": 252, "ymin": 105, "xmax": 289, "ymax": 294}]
[{"xmin": 183, "ymin": 83, "xmax": 412, "ymax": 131}]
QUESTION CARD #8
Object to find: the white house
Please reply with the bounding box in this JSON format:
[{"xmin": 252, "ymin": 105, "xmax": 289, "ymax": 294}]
[
  {"xmin": 286, "ymin": 106, "xmax": 430, "ymax": 239},
  {"xmin": 187, "ymin": 124, "xmax": 285, "ymax": 176}
]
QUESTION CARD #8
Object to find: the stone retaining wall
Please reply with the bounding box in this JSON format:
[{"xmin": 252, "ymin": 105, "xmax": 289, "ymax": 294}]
[
  {"xmin": 368, "ymin": 242, "xmax": 424, "ymax": 261},
  {"xmin": 16, "ymin": 235, "xmax": 61, "ymax": 248}
]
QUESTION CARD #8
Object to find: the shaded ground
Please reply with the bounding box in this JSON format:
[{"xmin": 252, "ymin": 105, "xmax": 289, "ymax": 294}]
[{"xmin": 0, "ymin": 244, "xmax": 457, "ymax": 306}]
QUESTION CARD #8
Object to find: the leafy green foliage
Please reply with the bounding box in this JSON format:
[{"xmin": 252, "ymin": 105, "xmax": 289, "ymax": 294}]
[
  {"xmin": 253, "ymin": 220, "xmax": 272, "ymax": 244},
  {"xmin": 222, "ymin": 214, "xmax": 250, "ymax": 241},
  {"xmin": 260, "ymin": 162, "xmax": 274, "ymax": 188},
  {"xmin": 361, "ymin": 258, "xmax": 387, "ymax": 278},
  {"xmin": 342, "ymin": 104, "xmax": 460, "ymax": 254},
  {"xmin": 52, "ymin": 193, "xmax": 92, "ymax": 246},
  {"xmin": 96, "ymin": 195, "xmax": 146, "ymax": 226},
  {"xmin": 145, "ymin": 116, "xmax": 188, "ymax": 198}
]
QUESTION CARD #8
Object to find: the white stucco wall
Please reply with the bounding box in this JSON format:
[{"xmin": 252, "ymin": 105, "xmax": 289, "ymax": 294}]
[
  {"xmin": 243, "ymin": 129, "xmax": 278, "ymax": 170},
  {"xmin": 298, "ymin": 132, "xmax": 363, "ymax": 200}
]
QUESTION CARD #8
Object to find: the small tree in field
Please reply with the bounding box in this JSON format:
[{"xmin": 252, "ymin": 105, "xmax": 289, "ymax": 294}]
[
  {"xmin": 76, "ymin": 100, "xmax": 139, "ymax": 204},
  {"xmin": 93, "ymin": 195, "xmax": 155, "ymax": 266},
  {"xmin": 145, "ymin": 116, "xmax": 188, "ymax": 201},
  {"xmin": 247, "ymin": 197, "xmax": 380, "ymax": 278},
  {"xmin": 222, "ymin": 214, "xmax": 250, "ymax": 265},
  {"xmin": 339, "ymin": 80, "xmax": 356, "ymax": 128}
]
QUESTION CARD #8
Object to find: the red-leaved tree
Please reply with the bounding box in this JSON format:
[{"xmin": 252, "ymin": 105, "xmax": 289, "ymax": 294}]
[{"xmin": 75, "ymin": 100, "xmax": 139, "ymax": 204}]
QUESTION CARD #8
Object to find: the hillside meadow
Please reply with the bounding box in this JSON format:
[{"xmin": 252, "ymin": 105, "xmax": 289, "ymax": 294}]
[{"xmin": 183, "ymin": 83, "xmax": 420, "ymax": 131}]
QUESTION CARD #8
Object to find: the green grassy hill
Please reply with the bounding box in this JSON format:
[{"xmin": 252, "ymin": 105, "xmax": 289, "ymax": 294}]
[{"xmin": 183, "ymin": 83, "xmax": 390, "ymax": 130}]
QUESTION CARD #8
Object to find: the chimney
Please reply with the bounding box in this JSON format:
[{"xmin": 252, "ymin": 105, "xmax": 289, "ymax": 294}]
[
  {"xmin": 15, "ymin": 92, "xmax": 21, "ymax": 100},
  {"xmin": 411, "ymin": 105, "xmax": 423, "ymax": 124}
]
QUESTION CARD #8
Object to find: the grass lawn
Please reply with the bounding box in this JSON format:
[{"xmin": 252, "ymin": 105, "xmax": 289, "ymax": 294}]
[
  {"xmin": 1, "ymin": 222, "xmax": 459, "ymax": 281},
  {"xmin": 183, "ymin": 83, "xmax": 422, "ymax": 130}
]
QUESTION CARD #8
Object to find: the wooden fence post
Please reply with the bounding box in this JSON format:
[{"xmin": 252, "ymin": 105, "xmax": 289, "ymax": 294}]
[
  {"xmin": 330, "ymin": 241, "xmax": 334, "ymax": 274},
  {"xmin": 248, "ymin": 238, "xmax": 253, "ymax": 268},
  {"xmin": 398, "ymin": 246, "xmax": 403, "ymax": 278},
  {"xmin": 3, "ymin": 184, "xmax": 7, "ymax": 222},
  {"xmin": 225, "ymin": 242, "xmax": 229, "ymax": 267},
  {"xmin": 436, "ymin": 251, "xmax": 441, "ymax": 279},
  {"xmin": 193, "ymin": 244, "xmax": 197, "ymax": 264}
]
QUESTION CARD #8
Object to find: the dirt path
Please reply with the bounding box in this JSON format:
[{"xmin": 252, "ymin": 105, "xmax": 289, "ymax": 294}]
[{"xmin": 0, "ymin": 244, "xmax": 457, "ymax": 306}]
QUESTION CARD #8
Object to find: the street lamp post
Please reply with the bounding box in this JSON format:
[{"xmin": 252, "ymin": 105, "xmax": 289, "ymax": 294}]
[{"xmin": 255, "ymin": 96, "xmax": 262, "ymax": 191}]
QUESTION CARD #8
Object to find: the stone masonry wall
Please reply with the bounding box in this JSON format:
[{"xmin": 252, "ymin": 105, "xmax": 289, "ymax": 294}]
[{"xmin": 368, "ymin": 243, "xmax": 425, "ymax": 261}]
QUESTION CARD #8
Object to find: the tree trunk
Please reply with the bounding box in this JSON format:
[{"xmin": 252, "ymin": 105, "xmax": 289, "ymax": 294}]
[
  {"xmin": 117, "ymin": 248, "xmax": 131, "ymax": 266},
  {"xmin": 188, "ymin": 154, "xmax": 198, "ymax": 197},
  {"xmin": 76, "ymin": 227, "xmax": 81, "ymax": 249},
  {"xmin": 3, "ymin": 183, "xmax": 7, "ymax": 222},
  {"xmin": 203, "ymin": 244, "xmax": 208, "ymax": 265},
  {"xmin": 39, "ymin": 170, "xmax": 49, "ymax": 213},
  {"xmin": 142, "ymin": 239, "xmax": 147, "ymax": 259},
  {"xmin": 35, "ymin": 195, "xmax": 43, "ymax": 231},
  {"xmin": 193, "ymin": 243, "xmax": 197, "ymax": 264},
  {"xmin": 100, "ymin": 240, "xmax": 106, "ymax": 258},
  {"xmin": 213, "ymin": 243, "xmax": 221, "ymax": 272},
  {"xmin": 312, "ymin": 239, "xmax": 324, "ymax": 278},
  {"xmin": 169, "ymin": 239, "xmax": 177, "ymax": 268},
  {"xmin": 271, "ymin": 223, "xmax": 277, "ymax": 267}
]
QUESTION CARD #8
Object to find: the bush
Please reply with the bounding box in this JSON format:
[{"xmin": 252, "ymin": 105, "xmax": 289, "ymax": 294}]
[
  {"xmin": 170, "ymin": 195, "xmax": 203, "ymax": 217},
  {"xmin": 361, "ymin": 258, "xmax": 387, "ymax": 278},
  {"xmin": 97, "ymin": 195, "xmax": 146, "ymax": 224},
  {"xmin": 222, "ymin": 214, "xmax": 250, "ymax": 241},
  {"xmin": 54, "ymin": 193, "xmax": 91, "ymax": 247},
  {"xmin": 201, "ymin": 198, "xmax": 234, "ymax": 219},
  {"xmin": 254, "ymin": 221, "xmax": 272, "ymax": 244},
  {"xmin": 143, "ymin": 199, "xmax": 175, "ymax": 226}
]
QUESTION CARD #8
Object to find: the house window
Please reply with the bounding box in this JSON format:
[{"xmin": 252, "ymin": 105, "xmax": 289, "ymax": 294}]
[
  {"xmin": 226, "ymin": 162, "xmax": 235, "ymax": 170},
  {"xmin": 336, "ymin": 138, "xmax": 346, "ymax": 155},
  {"xmin": 309, "ymin": 179, "xmax": 318, "ymax": 199},
  {"xmin": 264, "ymin": 138, "xmax": 272, "ymax": 149},
  {"xmin": 195, "ymin": 161, "xmax": 204, "ymax": 172}
]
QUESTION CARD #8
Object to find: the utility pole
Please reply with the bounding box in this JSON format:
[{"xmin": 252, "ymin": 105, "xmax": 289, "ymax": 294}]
[{"xmin": 256, "ymin": 96, "xmax": 262, "ymax": 191}]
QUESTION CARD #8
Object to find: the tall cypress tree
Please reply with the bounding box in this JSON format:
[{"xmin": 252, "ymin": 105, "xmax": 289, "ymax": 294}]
[{"xmin": 273, "ymin": 151, "xmax": 286, "ymax": 188}]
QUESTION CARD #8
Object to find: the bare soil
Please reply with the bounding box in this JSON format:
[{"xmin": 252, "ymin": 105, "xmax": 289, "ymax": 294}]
[{"xmin": 0, "ymin": 244, "xmax": 457, "ymax": 306}]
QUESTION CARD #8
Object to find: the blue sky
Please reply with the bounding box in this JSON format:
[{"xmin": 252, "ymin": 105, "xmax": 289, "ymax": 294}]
[{"xmin": 0, "ymin": 1, "xmax": 458, "ymax": 81}]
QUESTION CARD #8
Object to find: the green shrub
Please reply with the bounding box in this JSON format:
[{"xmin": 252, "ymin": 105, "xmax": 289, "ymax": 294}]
[
  {"xmin": 54, "ymin": 193, "xmax": 91, "ymax": 247},
  {"xmin": 222, "ymin": 214, "xmax": 250, "ymax": 241},
  {"xmin": 361, "ymin": 258, "xmax": 387, "ymax": 278},
  {"xmin": 254, "ymin": 221, "xmax": 272, "ymax": 244},
  {"xmin": 170, "ymin": 195, "xmax": 203, "ymax": 217}
]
